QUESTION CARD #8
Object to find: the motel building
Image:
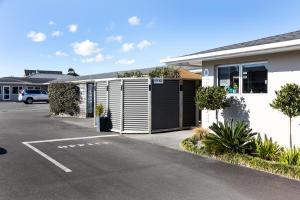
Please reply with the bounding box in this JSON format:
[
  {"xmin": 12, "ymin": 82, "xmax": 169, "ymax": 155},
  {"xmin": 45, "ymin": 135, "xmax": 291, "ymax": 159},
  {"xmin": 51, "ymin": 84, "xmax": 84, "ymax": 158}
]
[{"xmin": 162, "ymin": 30, "xmax": 300, "ymax": 147}]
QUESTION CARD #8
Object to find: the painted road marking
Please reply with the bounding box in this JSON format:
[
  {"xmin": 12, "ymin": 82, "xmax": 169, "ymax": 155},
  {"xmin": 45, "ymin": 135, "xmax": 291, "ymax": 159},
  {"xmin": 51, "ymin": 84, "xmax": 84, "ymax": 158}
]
[
  {"xmin": 23, "ymin": 142, "xmax": 72, "ymax": 173},
  {"xmin": 22, "ymin": 134, "xmax": 118, "ymax": 173},
  {"xmin": 57, "ymin": 141, "xmax": 112, "ymax": 149}
]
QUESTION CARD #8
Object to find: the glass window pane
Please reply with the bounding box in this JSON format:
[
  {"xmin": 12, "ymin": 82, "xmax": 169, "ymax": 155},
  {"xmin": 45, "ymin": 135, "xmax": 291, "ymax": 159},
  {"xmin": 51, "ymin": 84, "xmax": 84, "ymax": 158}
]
[
  {"xmin": 218, "ymin": 66, "xmax": 239, "ymax": 94},
  {"xmin": 242, "ymin": 64, "xmax": 267, "ymax": 93},
  {"xmin": 12, "ymin": 87, "xmax": 18, "ymax": 94}
]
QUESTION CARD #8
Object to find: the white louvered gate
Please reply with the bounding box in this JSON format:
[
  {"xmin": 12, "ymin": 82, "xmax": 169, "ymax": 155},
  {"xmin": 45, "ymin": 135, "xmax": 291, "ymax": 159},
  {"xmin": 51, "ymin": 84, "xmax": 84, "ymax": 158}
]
[
  {"xmin": 108, "ymin": 80, "xmax": 122, "ymax": 132},
  {"xmin": 123, "ymin": 79, "xmax": 149, "ymax": 133}
]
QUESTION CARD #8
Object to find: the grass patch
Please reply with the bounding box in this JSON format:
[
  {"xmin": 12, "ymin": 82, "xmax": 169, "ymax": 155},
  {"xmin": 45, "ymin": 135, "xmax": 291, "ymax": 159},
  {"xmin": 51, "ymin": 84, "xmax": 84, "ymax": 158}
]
[{"xmin": 181, "ymin": 138, "xmax": 300, "ymax": 180}]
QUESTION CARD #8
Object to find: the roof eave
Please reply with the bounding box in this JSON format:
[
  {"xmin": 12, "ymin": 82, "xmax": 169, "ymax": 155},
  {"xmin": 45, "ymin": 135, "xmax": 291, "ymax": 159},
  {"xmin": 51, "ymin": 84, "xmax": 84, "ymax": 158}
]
[{"xmin": 161, "ymin": 39, "xmax": 300, "ymax": 65}]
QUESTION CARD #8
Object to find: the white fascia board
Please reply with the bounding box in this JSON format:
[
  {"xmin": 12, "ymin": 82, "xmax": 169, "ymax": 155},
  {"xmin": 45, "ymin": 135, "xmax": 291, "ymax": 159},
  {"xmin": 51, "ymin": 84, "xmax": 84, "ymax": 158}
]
[{"xmin": 161, "ymin": 39, "xmax": 300, "ymax": 64}]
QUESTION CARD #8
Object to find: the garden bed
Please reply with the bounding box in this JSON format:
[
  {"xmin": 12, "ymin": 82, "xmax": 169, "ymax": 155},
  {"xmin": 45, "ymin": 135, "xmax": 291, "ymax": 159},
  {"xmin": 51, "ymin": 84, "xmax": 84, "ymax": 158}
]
[{"xmin": 181, "ymin": 138, "xmax": 300, "ymax": 181}]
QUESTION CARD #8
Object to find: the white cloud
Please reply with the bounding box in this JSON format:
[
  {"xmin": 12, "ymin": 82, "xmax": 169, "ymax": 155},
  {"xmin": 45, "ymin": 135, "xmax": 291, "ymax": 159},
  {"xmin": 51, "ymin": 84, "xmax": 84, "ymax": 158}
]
[
  {"xmin": 48, "ymin": 21, "xmax": 56, "ymax": 26},
  {"xmin": 55, "ymin": 51, "xmax": 68, "ymax": 57},
  {"xmin": 116, "ymin": 59, "xmax": 135, "ymax": 65},
  {"xmin": 72, "ymin": 40, "xmax": 101, "ymax": 56},
  {"xmin": 106, "ymin": 35, "xmax": 123, "ymax": 43},
  {"xmin": 51, "ymin": 31, "xmax": 63, "ymax": 37},
  {"xmin": 137, "ymin": 40, "xmax": 152, "ymax": 49},
  {"xmin": 128, "ymin": 16, "xmax": 141, "ymax": 26},
  {"xmin": 121, "ymin": 43, "xmax": 135, "ymax": 52},
  {"xmin": 81, "ymin": 53, "xmax": 112, "ymax": 63},
  {"xmin": 27, "ymin": 31, "xmax": 47, "ymax": 42},
  {"xmin": 68, "ymin": 24, "xmax": 78, "ymax": 33}
]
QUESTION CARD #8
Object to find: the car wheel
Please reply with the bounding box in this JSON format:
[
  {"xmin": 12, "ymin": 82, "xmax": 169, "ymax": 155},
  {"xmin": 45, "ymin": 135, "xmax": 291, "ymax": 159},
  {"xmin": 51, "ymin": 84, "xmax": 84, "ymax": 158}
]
[{"xmin": 26, "ymin": 98, "xmax": 33, "ymax": 104}]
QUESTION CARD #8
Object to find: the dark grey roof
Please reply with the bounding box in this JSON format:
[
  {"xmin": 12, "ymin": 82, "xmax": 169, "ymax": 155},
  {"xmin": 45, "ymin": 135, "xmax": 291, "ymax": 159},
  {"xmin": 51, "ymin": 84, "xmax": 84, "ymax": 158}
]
[
  {"xmin": 0, "ymin": 77, "xmax": 55, "ymax": 84},
  {"xmin": 24, "ymin": 69, "xmax": 63, "ymax": 76},
  {"xmin": 29, "ymin": 73, "xmax": 72, "ymax": 80},
  {"xmin": 184, "ymin": 30, "xmax": 300, "ymax": 57}
]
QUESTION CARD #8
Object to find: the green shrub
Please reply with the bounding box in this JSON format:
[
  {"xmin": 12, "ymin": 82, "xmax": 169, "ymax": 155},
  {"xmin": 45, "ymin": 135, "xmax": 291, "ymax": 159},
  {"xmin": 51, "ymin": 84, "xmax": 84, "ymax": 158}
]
[
  {"xmin": 202, "ymin": 120, "xmax": 256, "ymax": 154},
  {"xmin": 148, "ymin": 67, "xmax": 180, "ymax": 78},
  {"xmin": 96, "ymin": 104, "xmax": 104, "ymax": 117},
  {"xmin": 270, "ymin": 83, "xmax": 300, "ymax": 148},
  {"xmin": 181, "ymin": 138, "xmax": 300, "ymax": 180},
  {"xmin": 49, "ymin": 83, "xmax": 80, "ymax": 116},
  {"xmin": 255, "ymin": 134, "xmax": 283, "ymax": 161},
  {"xmin": 279, "ymin": 147, "xmax": 300, "ymax": 166},
  {"xmin": 195, "ymin": 86, "xmax": 231, "ymax": 123},
  {"xmin": 118, "ymin": 70, "xmax": 144, "ymax": 78}
]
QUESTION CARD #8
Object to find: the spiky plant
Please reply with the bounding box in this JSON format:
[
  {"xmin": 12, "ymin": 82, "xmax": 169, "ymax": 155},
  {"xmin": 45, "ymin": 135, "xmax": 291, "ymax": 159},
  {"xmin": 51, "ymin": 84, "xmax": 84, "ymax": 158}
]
[
  {"xmin": 279, "ymin": 147, "xmax": 300, "ymax": 166},
  {"xmin": 255, "ymin": 134, "xmax": 283, "ymax": 161},
  {"xmin": 202, "ymin": 120, "xmax": 257, "ymax": 154}
]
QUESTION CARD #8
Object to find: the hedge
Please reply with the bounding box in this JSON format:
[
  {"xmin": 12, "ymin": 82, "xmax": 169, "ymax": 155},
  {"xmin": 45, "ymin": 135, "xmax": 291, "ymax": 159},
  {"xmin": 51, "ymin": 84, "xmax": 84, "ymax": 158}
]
[
  {"xmin": 48, "ymin": 83, "xmax": 80, "ymax": 116},
  {"xmin": 181, "ymin": 138, "xmax": 300, "ymax": 180}
]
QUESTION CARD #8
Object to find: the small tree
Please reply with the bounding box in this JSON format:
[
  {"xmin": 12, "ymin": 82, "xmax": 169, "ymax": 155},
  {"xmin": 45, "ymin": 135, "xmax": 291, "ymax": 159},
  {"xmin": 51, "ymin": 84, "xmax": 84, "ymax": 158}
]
[
  {"xmin": 67, "ymin": 68, "xmax": 79, "ymax": 76},
  {"xmin": 195, "ymin": 86, "xmax": 231, "ymax": 123},
  {"xmin": 270, "ymin": 83, "xmax": 300, "ymax": 148}
]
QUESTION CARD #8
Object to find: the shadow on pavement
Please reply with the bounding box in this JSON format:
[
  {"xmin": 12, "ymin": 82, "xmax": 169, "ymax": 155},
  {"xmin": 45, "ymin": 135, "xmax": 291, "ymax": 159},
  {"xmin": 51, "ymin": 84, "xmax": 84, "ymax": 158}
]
[{"xmin": 0, "ymin": 147, "xmax": 7, "ymax": 155}]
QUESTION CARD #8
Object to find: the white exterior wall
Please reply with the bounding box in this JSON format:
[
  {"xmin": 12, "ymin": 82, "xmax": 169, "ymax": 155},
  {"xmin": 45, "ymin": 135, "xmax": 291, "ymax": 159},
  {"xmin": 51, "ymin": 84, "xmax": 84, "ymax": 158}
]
[{"xmin": 201, "ymin": 50, "xmax": 300, "ymax": 147}]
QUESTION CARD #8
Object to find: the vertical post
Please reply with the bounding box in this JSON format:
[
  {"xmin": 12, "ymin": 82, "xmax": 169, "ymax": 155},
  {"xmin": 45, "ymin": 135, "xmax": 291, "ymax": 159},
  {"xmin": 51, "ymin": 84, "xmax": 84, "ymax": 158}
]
[
  {"xmin": 179, "ymin": 79, "xmax": 183, "ymax": 130},
  {"xmin": 106, "ymin": 80, "xmax": 109, "ymax": 116},
  {"xmin": 195, "ymin": 80, "xmax": 200, "ymax": 127},
  {"xmin": 148, "ymin": 78, "xmax": 152, "ymax": 134},
  {"xmin": 120, "ymin": 79, "xmax": 124, "ymax": 134},
  {"xmin": 94, "ymin": 82, "xmax": 97, "ymax": 127}
]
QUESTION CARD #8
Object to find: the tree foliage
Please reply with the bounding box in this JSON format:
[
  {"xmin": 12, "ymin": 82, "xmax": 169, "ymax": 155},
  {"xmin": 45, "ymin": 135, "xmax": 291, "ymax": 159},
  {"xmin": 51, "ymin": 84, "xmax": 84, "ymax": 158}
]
[
  {"xmin": 195, "ymin": 86, "xmax": 231, "ymax": 111},
  {"xmin": 49, "ymin": 83, "xmax": 80, "ymax": 116},
  {"xmin": 67, "ymin": 68, "xmax": 79, "ymax": 76},
  {"xmin": 148, "ymin": 67, "xmax": 180, "ymax": 78},
  {"xmin": 117, "ymin": 70, "xmax": 144, "ymax": 78},
  {"xmin": 270, "ymin": 83, "xmax": 300, "ymax": 118},
  {"xmin": 270, "ymin": 83, "xmax": 300, "ymax": 148}
]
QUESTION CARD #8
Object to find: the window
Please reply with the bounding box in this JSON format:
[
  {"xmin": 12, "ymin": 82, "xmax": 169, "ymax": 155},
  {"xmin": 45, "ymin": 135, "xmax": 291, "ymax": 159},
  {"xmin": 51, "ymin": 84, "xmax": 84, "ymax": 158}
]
[
  {"xmin": 12, "ymin": 87, "xmax": 19, "ymax": 94},
  {"xmin": 0, "ymin": 86, "xmax": 1, "ymax": 94},
  {"xmin": 27, "ymin": 87, "xmax": 34, "ymax": 90},
  {"xmin": 218, "ymin": 65, "xmax": 239, "ymax": 94},
  {"xmin": 35, "ymin": 87, "xmax": 41, "ymax": 90},
  {"xmin": 27, "ymin": 90, "xmax": 41, "ymax": 94},
  {"xmin": 242, "ymin": 63, "xmax": 267, "ymax": 93}
]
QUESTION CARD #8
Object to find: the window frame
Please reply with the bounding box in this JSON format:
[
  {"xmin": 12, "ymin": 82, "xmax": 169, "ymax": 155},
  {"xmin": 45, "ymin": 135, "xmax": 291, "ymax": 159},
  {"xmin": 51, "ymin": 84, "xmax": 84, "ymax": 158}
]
[
  {"xmin": 217, "ymin": 61, "xmax": 268, "ymax": 95},
  {"xmin": 12, "ymin": 86, "xmax": 19, "ymax": 95}
]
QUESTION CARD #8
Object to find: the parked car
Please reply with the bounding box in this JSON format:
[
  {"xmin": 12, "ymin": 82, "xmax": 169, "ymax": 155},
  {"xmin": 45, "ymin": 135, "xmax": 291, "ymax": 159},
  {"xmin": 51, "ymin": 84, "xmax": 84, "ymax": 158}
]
[{"xmin": 18, "ymin": 89, "xmax": 49, "ymax": 104}]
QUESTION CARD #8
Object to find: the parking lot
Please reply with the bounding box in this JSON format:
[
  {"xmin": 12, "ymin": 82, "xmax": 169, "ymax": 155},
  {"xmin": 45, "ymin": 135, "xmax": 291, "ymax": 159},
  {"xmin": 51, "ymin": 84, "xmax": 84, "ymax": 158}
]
[{"xmin": 0, "ymin": 102, "xmax": 300, "ymax": 200}]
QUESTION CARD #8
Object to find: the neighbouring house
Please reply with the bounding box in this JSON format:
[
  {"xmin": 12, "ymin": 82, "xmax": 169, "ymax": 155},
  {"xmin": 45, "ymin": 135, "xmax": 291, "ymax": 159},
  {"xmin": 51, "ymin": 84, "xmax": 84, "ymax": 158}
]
[
  {"xmin": 0, "ymin": 69, "xmax": 72, "ymax": 101},
  {"xmin": 162, "ymin": 30, "xmax": 300, "ymax": 147}
]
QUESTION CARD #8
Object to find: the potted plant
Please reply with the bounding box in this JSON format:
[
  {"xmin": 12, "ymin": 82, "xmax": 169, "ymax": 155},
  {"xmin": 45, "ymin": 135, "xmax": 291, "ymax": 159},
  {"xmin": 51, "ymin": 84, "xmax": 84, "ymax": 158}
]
[{"xmin": 95, "ymin": 104, "xmax": 104, "ymax": 132}]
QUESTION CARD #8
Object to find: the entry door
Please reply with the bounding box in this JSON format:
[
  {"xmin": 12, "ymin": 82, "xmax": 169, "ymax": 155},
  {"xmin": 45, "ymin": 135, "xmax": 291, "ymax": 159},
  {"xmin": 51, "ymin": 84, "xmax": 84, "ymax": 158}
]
[
  {"xmin": 3, "ymin": 86, "xmax": 10, "ymax": 100},
  {"xmin": 86, "ymin": 83, "xmax": 94, "ymax": 117}
]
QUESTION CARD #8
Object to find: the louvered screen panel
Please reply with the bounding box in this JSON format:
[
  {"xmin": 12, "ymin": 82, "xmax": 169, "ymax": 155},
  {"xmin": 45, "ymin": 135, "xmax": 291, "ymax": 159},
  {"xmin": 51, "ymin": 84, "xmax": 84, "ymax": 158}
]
[
  {"xmin": 96, "ymin": 81, "xmax": 108, "ymax": 115},
  {"xmin": 123, "ymin": 79, "xmax": 149, "ymax": 133},
  {"xmin": 108, "ymin": 80, "xmax": 122, "ymax": 131},
  {"xmin": 78, "ymin": 83, "xmax": 87, "ymax": 118}
]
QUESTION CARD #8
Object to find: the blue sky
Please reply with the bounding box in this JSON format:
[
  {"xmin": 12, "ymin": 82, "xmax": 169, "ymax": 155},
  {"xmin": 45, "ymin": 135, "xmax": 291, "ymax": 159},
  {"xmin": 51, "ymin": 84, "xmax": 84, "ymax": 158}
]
[{"xmin": 1, "ymin": 0, "xmax": 300, "ymax": 77}]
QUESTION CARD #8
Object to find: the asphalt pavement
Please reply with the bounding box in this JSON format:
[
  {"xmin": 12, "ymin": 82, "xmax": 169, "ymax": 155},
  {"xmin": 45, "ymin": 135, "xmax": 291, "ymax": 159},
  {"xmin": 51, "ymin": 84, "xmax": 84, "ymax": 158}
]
[{"xmin": 0, "ymin": 102, "xmax": 299, "ymax": 200}]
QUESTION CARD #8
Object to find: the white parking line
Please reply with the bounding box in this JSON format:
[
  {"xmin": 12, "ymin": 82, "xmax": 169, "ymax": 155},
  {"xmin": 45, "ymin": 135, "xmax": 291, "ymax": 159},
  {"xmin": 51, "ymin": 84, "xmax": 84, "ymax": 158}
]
[
  {"xmin": 23, "ymin": 142, "xmax": 72, "ymax": 173},
  {"xmin": 22, "ymin": 134, "xmax": 119, "ymax": 173}
]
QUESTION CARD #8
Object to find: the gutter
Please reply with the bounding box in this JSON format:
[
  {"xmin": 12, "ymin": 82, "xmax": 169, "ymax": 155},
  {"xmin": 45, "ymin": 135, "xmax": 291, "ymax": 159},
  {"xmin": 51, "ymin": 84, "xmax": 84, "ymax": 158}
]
[{"xmin": 161, "ymin": 39, "xmax": 300, "ymax": 64}]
